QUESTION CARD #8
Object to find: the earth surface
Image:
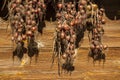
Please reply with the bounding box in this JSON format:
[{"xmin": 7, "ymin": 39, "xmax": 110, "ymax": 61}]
[{"xmin": 0, "ymin": 18, "xmax": 120, "ymax": 80}]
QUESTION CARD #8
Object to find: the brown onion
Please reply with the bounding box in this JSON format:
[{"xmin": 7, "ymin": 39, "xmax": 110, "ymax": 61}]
[
  {"xmin": 71, "ymin": 50, "xmax": 75, "ymax": 55},
  {"xmin": 70, "ymin": 38, "xmax": 74, "ymax": 43},
  {"xmin": 66, "ymin": 35, "xmax": 70, "ymax": 41},
  {"xmin": 61, "ymin": 31, "xmax": 65, "ymax": 39},
  {"xmin": 87, "ymin": 5, "xmax": 91, "ymax": 11},
  {"xmin": 79, "ymin": 5, "xmax": 83, "ymax": 9},
  {"xmin": 65, "ymin": 14, "xmax": 69, "ymax": 19},
  {"xmin": 90, "ymin": 44, "xmax": 95, "ymax": 49},
  {"xmin": 62, "ymin": 54, "xmax": 67, "ymax": 59},
  {"xmin": 12, "ymin": 3, "xmax": 17, "ymax": 8},
  {"xmin": 103, "ymin": 45, "xmax": 108, "ymax": 50},
  {"xmin": 27, "ymin": 20, "xmax": 31, "ymax": 25},
  {"xmin": 18, "ymin": 28, "xmax": 22, "ymax": 32},
  {"xmin": 70, "ymin": 21, "xmax": 74, "ymax": 26},
  {"xmin": 27, "ymin": 31, "xmax": 32, "ymax": 36},
  {"xmin": 22, "ymin": 35, "xmax": 26, "ymax": 40},
  {"xmin": 14, "ymin": 32, "xmax": 18, "ymax": 38},
  {"xmin": 92, "ymin": 4, "xmax": 98, "ymax": 11},
  {"xmin": 63, "ymin": 24, "xmax": 70, "ymax": 30},
  {"xmin": 101, "ymin": 18, "xmax": 106, "ymax": 24},
  {"xmin": 67, "ymin": 4, "xmax": 71, "ymax": 8},
  {"xmin": 72, "ymin": 34, "xmax": 76, "ymax": 39},
  {"xmin": 31, "ymin": 26, "xmax": 37, "ymax": 31},
  {"xmin": 66, "ymin": 49, "xmax": 70, "ymax": 54},
  {"xmin": 38, "ymin": 1, "xmax": 41, "ymax": 6},
  {"xmin": 58, "ymin": 3, "xmax": 63, "ymax": 9},
  {"xmin": 70, "ymin": 44, "xmax": 74, "ymax": 49},
  {"xmin": 26, "ymin": 11, "xmax": 31, "ymax": 15},
  {"xmin": 96, "ymin": 45, "xmax": 100, "ymax": 49},
  {"xmin": 17, "ymin": 35, "xmax": 22, "ymax": 42},
  {"xmin": 11, "ymin": 36, "xmax": 15, "ymax": 41},
  {"xmin": 56, "ymin": 13, "xmax": 61, "ymax": 18},
  {"xmin": 16, "ymin": 0, "xmax": 21, "ymax": 4},
  {"xmin": 57, "ymin": 24, "xmax": 62, "ymax": 29},
  {"xmin": 80, "ymin": 0, "xmax": 87, "ymax": 5},
  {"xmin": 75, "ymin": 19, "xmax": 79, "ymax": 24},
  {"xmin": 42, "ymin": 4, "xmax": 46, "ymax": 9},
  {"xmin": 100, "ymin": 8, "xmax": 105, "ymax": 12}
]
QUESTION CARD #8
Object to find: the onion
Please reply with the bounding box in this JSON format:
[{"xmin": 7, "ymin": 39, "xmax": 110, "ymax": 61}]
[
  {"xmin": 70, "ymin": 44, "xmax": 74, "ymax": 49},
  {"xmin": 100, "ymin": 8, "xmax": 105, "ymax": 12},
  {"xmin": 16, "ymin": 0, "xmax": 21, "ymax": 4},
  {"xmin": 14, "ymin": 32, "xmax": 18, "ymax": 38},
  {"xmin": 92, "ymin": 4, "xmax": 98, "ymax": 11},
  {"xmin": 27, "ymin": 31, "xmax": 32, "ymax": 36},
  {"xmin": 58, "ymin": 3, "xmax": 63, "ymax": 9},
  {"xmin": 63, "ymin": 24, "xmax": 70, "ymax": 30},
  {"xmin": 22, "ymin": 35, "xmax": 26, "ymax": 40},
  {"xmin": 12, "ymin": 3, "xmax": 17, "ymax": 8},
  {"xmin": 98, "ymin": 11, "xmax": 103, "ymax": 16},
  {"xmin": 80, "ymin": 0, "xmax": 87, "ymax": 5},
  {"xmin": 72, "ymin": 34, "xmax": 76, "ymax": 39},
  {"xmin": 83, "ymin": 14, "xmax": 87, "ymax": 19},
  {"xmin": 90, "ymin": 44, "xmax": 95, "ymax": 49},
  {"xmin": 79, "ymin": 5, "xmax": 83, "ymax": 9},
  {"xmin": 70, "ymin": 38, "xmax": 74, "ymax": 43},
  {"xmin": 17, "ymin": 35, "xmax": 22, "ymax": 42},
  {"xmin": 70, "ymin": 21, "xmax": 74, "ymax": 26},
  {"xmin": 31, "ymin": 26, "xmax": 37, "ymax": 31},
  {"xmin": 81, "ymin": 9, "xmax": 85, "ymax": 14},
  {"xmin": 61, "ymin": 31, "xmax": 65, "ymax": 39},
  {"xmin": 15, "ymin": 7, "xmax": 20, "ymax": 11},
  {"xmin": 33, "ymin": 0, "xmax": 37, "ymax": 2},
  {"xmin": 29, "ymin": 1, "xmax": 32, "ymax": 4},
  {"xmin": 34, "ymin": 9, "xmax": 38, "ymax": 13},
  {"xmin": 103, "ymin": 45, "xmax": 108, "ymax": 50},
  {"xmin": 100, "ymin": 44, "xmax": 103, "ymax": 49},
  {"xmin": 97, "ymin": 23, "xmax": 101, "ymax": 28},
  {"xmin": 31, "ymin": 8, "xmax": 35, "ymax": 13},
  {"xmin": 71, "ymin": 4, "xmax": 75, "ymax": 8},
  {"xmin": 11, "ymin": 21, "xmax": 15, "ymax": 25},
  {"xmin": 27, "ymin": 25, "xmax": 32, "ymax": 29},
  {"xmin": 65, "ymin": 14, "xmax": 69, "ymax": 19},
  {"xmin": 66, "ymin": 49, "xmax": 70, "ymax": 54},
  {"xmin": 71, "ymin": 50, "xmax": 75, "ymax": 55},
  {"xmin": 27, "ymin": 20, "xmax": 31, "ymax": 25},
  {"xmin": 75, "ymin": 19, "xmax": 79, "ymax": 24},
  {"xmin": 42, "ymin": 4, "xmax": 46, "ymax": 9},
  {"xmin": 57, "ymin": 24, "xmax": 62, "ymax": 29},
  {"xmin": 25, "ymin": 4, "xmax": 28, "ymax": 8},
  {"xmin": 38, "ymin": 1, "xmax": 41, "ymax": 6},
  {"xmin": 11, "ymin": 36, "xmax": 15, "ymax": 41},
  {"xmin": 101, "ymin": 18, "xmax": 106, "ymax": 24},
  {"xmin": 97, "ymin": 27, "xmax": 101, "ymax": 32},
  {"xmin": 62, "ymin": 54, "xmax": 67, "ymax": 59},
  {"xmin": 67, "ymin": 4, "xmax": 71, "ymax": 8},
  {"xmin": 56, "ymin": 13, "xmax": 61, "ymax": 18},
  {"xmin": 94, "ymin": 28, "xmax": 98, "ymax": 33},
  {"xmin": 26, "ymin": 11, "xmax": 31, "ymax": 15},
  {"xmin": 18, "ymin": 28, "xmax": 22, "ymax": 32},
  {"xmin": 87, "ymin": 5, "xmax": 91, "ymax": 11},
  {"xmin": 37, "ymin": 8, "xmax": 41, "ymax": 12},
  {"xmin": 96, "ymin": 45, "xmax": 100, "ymax": 49},
  {"xmin": 66, "ymin": 35, "xmax": 70, "ymax": 41},
  {"xmin": 32, "ymin": 20, "xmax": 36, "ymax": 25},
  {"xmin": 98, "ymin": 15, "xmax": 102, "ymax": 20}
]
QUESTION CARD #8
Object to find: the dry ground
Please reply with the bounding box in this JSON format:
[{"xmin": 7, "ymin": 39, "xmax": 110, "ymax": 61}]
[{"xmin": 0, "ymin": 18, "xmax": 120, "ymax": 80}]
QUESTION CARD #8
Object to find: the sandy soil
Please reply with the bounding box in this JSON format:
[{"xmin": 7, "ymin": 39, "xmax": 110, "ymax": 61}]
[{"xmin": 0, "ymin": 18, "xmax": 120, "ymax": 80}]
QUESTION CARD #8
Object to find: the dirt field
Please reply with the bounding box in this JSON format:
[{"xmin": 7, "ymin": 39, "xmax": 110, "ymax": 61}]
[{"xmin": 0, "ymin": 18, "xmax": 120, "ymax": 80}]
